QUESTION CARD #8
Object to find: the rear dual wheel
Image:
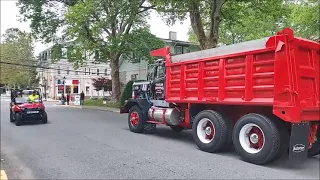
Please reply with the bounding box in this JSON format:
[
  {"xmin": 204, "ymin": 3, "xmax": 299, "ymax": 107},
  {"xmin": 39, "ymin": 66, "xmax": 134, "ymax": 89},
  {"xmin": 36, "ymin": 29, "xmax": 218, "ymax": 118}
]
[
  {"xmin": 308, "ymin": 126, "xmax": 320, "ymax": 157},
  {"xmin": 192, "ymin": 110, "xmax": 233, "ymax": 153},
  {"xmin": 193, "ymin": 111, "xmax": 285, "ymax": 165},
  {"xmin": 232, "ymin": 114, "xmax": 282, "ymax": 165}
]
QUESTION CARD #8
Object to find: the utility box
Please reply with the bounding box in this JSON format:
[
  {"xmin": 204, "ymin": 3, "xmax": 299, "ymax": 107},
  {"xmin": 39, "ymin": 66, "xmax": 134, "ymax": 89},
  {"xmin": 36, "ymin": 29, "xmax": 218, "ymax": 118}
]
[{"xmin": 73, "ymin": 95, "xmax": 80, "ymax": 105}]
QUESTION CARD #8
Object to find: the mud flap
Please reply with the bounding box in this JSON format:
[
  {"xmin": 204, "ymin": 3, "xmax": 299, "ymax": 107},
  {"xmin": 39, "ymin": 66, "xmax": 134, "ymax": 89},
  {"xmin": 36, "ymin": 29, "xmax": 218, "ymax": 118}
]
[{"xmin": 288, "ymin": 122, "xmax": 309, "ymax": 160}]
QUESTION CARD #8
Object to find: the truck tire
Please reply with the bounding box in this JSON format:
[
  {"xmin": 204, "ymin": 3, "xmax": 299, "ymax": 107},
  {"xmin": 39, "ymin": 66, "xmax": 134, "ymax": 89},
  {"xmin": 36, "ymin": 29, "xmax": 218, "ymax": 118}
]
[
  {"xmin": 232, "ymin": 113, "xmax": 281, "ymax": 165},
  {"xmin": 15, "ymin": 113, "xmax": 22, "ymax": 126},
  {"xmin": 10, "ymin": 111, "xmax": 14, "ymax": 122},
  {"xmin": 42, "ymin": 111, "xmax": 48, "ymax": 124},
  {"xmin": 308, "ymin": 129, "xmax": 320, "ymax": 157},
  {"xmin": 128, "ymin": 105, "xmax": 144, "ymax": 133},
  {"xmin": 170, "ymin": 126, "xmax": 184, "ymax": 132},
  {"xmin": 192, "ymin": 110, "xmax": 230, "ymax": 153}
]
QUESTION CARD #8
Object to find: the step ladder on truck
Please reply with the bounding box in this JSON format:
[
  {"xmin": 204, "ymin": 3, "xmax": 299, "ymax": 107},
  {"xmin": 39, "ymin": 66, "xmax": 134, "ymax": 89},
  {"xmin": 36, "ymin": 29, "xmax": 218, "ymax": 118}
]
[{"xmin": 120, "ymin": 28, "xmax": 320, "ymax": 165}]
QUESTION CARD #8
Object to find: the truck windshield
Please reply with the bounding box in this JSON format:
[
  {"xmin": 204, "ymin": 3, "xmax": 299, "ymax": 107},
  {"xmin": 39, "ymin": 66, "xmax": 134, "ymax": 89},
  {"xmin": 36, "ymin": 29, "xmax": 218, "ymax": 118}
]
[{"xmin": 157, "ymin": 64, "xmax": 165, "ymax": 78}]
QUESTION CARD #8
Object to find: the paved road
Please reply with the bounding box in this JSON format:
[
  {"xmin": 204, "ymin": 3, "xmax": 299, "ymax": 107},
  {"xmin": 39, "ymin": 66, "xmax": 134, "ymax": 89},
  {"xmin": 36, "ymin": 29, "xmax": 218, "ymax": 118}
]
[{"xmin": 1, "ymin": 98, "xmax": 319, "ymax": 179}]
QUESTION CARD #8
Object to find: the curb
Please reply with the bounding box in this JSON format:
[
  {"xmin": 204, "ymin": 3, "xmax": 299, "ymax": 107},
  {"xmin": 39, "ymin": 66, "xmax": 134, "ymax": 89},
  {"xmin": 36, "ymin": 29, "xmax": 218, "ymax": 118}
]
[{"xmin": 67, "ymin": 105, "xmax": 120, "ymax": 113}]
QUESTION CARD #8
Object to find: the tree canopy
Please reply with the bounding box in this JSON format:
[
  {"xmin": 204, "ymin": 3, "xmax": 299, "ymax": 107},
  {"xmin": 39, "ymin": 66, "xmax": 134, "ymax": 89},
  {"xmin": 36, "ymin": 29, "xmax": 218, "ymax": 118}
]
[
  {"xmin": 0, "ymin": 28, "xmax": 38, "ymax": 89},
  {"xmin": 287, "ymin": 0, "xmax": 319, "ymax": 41},
  {"xmin": 153, "ymin": 0, "xmax": 319, "ymax": 48},
  {"xmin": 17, "ymin": 0, "xmax": 165, "ymax": 101}
]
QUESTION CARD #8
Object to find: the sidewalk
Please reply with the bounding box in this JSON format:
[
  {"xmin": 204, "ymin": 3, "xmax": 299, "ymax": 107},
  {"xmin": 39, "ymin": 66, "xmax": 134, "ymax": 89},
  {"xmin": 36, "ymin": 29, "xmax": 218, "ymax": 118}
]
[
  {"xmin": 43, "ymin": 98, "xmax": 59, "ymax": 102},
  {"xmin": 66, "ymin": 105, "xmax": 120, "ymax": 113}
]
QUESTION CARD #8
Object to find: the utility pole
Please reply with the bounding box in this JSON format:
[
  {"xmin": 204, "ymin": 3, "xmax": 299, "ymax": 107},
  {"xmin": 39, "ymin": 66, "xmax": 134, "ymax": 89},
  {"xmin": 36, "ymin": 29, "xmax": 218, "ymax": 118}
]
[{"xmin": 44, "ymin": 77, "xmax": 47, "ymax": 100}]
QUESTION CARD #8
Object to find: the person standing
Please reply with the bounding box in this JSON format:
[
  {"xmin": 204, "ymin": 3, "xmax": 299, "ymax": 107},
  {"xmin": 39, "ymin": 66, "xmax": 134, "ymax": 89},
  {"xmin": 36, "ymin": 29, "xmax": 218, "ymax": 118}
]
[
  {"xmin": 80, "ymin": 91, "xmax": 85, "ymax": 105},
  {"xmin": 66, "ymin": 92, "xmax": 70, "ymax": 105}
]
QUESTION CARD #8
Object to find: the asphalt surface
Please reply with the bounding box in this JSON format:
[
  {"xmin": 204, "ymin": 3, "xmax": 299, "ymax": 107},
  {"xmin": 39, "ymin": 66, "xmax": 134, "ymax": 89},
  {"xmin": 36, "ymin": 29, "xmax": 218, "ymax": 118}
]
[{"xmin": 1, "ymin": 96, "xmax": 319, "ymax": 179}]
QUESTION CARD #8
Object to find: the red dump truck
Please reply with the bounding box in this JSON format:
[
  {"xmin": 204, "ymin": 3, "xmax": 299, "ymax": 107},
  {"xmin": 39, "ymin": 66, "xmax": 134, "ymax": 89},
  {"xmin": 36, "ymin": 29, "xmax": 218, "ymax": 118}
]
[{"xmin": 120, "ymin": 28, "xmax": 320, "ymax": 165}]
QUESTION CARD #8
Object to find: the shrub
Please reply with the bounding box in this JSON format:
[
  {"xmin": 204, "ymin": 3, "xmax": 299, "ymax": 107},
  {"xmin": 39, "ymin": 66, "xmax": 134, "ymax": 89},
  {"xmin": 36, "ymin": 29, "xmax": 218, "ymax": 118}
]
[{"xmin": 120, "ymin": 80, "xmax": 133, "ymax": 105}]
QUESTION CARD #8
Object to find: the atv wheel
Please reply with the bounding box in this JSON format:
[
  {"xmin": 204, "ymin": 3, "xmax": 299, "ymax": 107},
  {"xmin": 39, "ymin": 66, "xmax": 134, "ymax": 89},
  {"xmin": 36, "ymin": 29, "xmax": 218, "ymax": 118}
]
[
  {"xmin": 10, "ymin": 111, "xmax": 14, "ymax": 122},
  {"xmin": 42, "ymin": 111, "xmax": 48, "ymax": 124},
  {"xmin": 15, "ymin": 113, "xmax": 22, "ymax": 126}
]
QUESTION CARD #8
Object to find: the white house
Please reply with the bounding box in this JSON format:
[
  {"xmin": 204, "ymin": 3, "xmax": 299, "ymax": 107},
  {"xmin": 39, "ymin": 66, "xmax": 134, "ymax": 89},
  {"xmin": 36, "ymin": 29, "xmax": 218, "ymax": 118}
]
[
  {"xmin": 37, "ymin": 47, "xmax": 112, "ymax": 100},
  {"xmin": 119, "ymin": 31, "xmax": 200, "ymax": 84}
]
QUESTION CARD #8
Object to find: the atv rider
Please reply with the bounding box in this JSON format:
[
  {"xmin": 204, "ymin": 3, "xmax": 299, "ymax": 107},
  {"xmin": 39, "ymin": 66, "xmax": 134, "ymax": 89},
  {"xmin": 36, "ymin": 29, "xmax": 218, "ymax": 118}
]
[{"xmin": 28, "ymin": 90, "xmax": 39, "ymax": 102}]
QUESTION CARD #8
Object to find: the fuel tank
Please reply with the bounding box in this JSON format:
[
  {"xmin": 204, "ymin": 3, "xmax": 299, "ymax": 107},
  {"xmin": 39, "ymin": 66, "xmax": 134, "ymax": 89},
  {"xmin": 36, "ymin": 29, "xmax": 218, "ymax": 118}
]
[{"xmin": 148, "ymin": 106, "xmax": 182, "ymax": 126}]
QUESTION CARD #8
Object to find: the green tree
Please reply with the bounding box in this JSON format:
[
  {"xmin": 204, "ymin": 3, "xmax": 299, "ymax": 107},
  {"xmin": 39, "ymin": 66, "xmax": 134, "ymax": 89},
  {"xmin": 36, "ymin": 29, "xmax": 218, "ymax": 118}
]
[
  {"xmin": 218, "ymin": 0, "xmax": 290, "ymax": 45},
  {"xmin": 17, "ymin": 0, "xmax": 165, "ymax": 101},
  {"xmin": 287, "ymin": 0, "xmax": 319, "ymax": 40},
  {"xmin": 186, "ymin": 0, "xmax": 319, "ymax": 46},
  {"xmin": 0, "ymin": 28, "xmax": 38, "ymax": 89},
  {"xmin": 151, "ymin": 0, "xmax": 289, "ymax": 49},
  {"xmin": 120, "ymin": 80, "xmax": 134, "ymax": 106}
]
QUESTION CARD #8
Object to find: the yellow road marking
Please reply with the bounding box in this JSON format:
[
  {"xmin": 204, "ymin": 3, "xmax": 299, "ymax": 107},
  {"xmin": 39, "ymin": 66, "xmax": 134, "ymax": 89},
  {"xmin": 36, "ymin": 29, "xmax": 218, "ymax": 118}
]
[{"xmin": 0, "ymin": 170, "xmax": 8, "ymax": 180}]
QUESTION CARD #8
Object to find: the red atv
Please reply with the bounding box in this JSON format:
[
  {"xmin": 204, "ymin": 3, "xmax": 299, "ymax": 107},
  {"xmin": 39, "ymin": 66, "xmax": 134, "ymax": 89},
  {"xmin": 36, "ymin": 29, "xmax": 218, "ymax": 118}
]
[{"xmin": 9, "ymin": 89, "xmax": 48, "ymax": 126}]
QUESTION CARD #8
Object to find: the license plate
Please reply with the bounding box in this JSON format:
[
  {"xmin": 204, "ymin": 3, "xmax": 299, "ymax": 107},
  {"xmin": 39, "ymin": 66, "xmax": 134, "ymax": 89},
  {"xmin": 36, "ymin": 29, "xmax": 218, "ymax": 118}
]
[{"xmin": 27, "ymin": 111, "xmax": 39, "ymax": 114}]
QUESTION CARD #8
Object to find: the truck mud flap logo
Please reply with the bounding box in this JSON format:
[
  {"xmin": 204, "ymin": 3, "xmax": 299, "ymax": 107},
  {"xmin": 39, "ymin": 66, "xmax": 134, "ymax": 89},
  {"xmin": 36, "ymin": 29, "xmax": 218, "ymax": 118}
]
[{"xmin": 292, "ymin": 144, "xmax": 305, "ymax": 153}]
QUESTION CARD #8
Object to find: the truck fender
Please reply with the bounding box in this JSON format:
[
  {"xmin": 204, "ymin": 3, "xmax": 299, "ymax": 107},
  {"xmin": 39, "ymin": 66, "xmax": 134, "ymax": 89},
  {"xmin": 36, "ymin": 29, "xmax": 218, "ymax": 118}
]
[{"xmin": 120, "ymin": 98, "xmax": 152, "ymax": 114}]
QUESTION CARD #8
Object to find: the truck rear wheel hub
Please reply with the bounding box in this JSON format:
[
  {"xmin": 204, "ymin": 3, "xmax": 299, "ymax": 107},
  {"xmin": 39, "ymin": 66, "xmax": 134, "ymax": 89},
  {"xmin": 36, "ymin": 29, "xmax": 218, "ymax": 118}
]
[
  {"xmin": 249, "ymin": 133, "xmax": 259, "ymax": 144},
  {"xmin": 205, "ymin": 127, "xmax": 212, "ymax": 136}
]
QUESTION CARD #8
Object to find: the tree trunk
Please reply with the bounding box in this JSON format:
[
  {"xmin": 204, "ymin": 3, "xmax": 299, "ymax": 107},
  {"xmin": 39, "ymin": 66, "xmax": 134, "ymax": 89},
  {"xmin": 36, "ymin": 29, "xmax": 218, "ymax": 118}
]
[
  {"xmin": 189, "ymin": 0, "xmax": 225, "ymax": 50},
  {"xmin": 110, "ymin": 55, "xmax": 121, "ymax": 102},
  {"xmin": 189, "ymin": 1, "xmax": 207, "ymax": 50},
  {"xmin": 207, "ymin": 0, "xmax": 224, "ymax": 48}
]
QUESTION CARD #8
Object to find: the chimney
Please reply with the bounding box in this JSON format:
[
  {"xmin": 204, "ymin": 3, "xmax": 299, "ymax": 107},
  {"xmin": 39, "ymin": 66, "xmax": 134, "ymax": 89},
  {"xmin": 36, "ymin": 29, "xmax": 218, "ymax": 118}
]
[{"xmin": 169, "ymin": 31, "xmax": 177, "ymax": 40}]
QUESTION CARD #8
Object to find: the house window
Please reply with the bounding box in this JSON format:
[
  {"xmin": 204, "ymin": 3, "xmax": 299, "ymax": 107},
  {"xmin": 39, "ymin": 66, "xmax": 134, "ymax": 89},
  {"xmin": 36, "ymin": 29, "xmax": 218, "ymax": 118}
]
[
  {"xmin": 175, "ymin": 46, "xmax": 183, "ymax": 54},
  {"xmin": 48, "ymin": 50, "xmax": 52, "ymax": 59},
  {"xmin": 105, "ymin": 69, "xmax": 108, "ymax": 76},
  {"xmin": 97, "ymin": 69, "xmax": 99, "ymax": 75},
  {"xmin": 86, "ymin": 86, "xmax": 90, "ymax": 95},
  {"xmin": 67, "ymin": 67, "xmax": 70, "ymax": 74},
  {"xmin": 85, "ymin": 68, "xmax": 87, "ymax": 75},
  {"xmin": 131, "ymin": 74, "xmax": 138, "ymax": 81},
  {"xmin": 61, "ymin": 47, "xmax": 67, "ymax": 59},
  {"xmin": 75, "ymin": 71, "xmax": 78, "ymax": 75},
  {"xmin": 73, "ymin": 85, "xmax": 79, "ymax": 94},
  {"xmin": 88, "ymin": 68, "xmax": 91, "ymax": 75},
  {"xmin": 58, "ymin": 66, "xmax": 60, "ymax": 74},
  {"xmin": 131, "ymin": 52, "xmax": 140, "ymax": 63}
]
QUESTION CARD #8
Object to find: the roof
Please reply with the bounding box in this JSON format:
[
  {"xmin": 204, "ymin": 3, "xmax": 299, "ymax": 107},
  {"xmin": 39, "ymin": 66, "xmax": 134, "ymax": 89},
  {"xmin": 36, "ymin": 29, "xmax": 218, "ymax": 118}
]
[{"xmin": 160, "ymin": 38, "xmax": 199, "ymax": 46}]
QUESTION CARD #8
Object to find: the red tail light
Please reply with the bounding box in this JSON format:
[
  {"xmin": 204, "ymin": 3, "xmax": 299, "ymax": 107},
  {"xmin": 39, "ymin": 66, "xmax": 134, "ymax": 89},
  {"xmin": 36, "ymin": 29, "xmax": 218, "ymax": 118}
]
[{"xmin": 13, "ymin": 105, "xmax": 21, "ymax": 112}]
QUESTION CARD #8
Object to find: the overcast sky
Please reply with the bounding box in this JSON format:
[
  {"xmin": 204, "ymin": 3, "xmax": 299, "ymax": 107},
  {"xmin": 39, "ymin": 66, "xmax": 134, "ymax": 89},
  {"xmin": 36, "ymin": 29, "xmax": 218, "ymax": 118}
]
[{"xmin": 1, "ymin": 0, "xmax": 190, "ymax": 55}]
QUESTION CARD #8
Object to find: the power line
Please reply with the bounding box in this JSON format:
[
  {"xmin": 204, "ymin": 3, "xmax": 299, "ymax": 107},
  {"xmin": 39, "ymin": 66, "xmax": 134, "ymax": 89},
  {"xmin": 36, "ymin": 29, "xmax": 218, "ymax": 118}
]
[
  {"xmin": 1, "ymin": 61, "xmax": 87, "ymax": 73},
  {"xmin": 2, "ymin": 57, "xmax": 111, "ymax": 71},
  {"xmin": 0, "ymin": 61, "xmax": 110, "ymax": 75}
]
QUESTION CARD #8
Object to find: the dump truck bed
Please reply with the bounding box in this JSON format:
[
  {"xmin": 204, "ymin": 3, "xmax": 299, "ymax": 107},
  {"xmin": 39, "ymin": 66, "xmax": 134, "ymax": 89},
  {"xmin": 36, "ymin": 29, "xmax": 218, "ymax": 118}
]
[{"xmin": 152, "ymin": 28, "xmax": 319, "ymax": 123}]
